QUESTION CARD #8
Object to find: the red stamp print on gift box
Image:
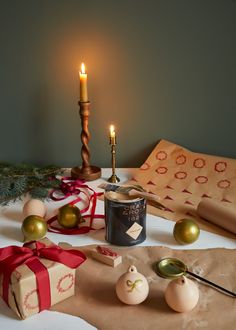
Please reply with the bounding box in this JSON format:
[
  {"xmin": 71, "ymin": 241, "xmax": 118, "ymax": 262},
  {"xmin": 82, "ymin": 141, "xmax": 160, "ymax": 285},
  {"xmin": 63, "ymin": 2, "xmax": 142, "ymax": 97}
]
[
  {"xmin": 217, "ymin": 179, "xmax": 231, "ymax": 189},
  {"xmin": 176, "ymin": 154, "xmax": 186, "ymax": 165},
  {"xmin": 13, "ymin": 270, "xmax": 22, "ymax": 282},
  {"xmin": 156, "ymin": 166, "xmax": 168, "ymax": 174},
  {"xmin": 193, "ymin": 158, "xmax": 206, "ymax": 168},
  {"xmin": 57, "ymin": 273, "xmax": 74, "ymax": 294},
  {"xmin": 24, "ymin": 289, "xmax": 38, "ymax": 310},
  {"xmin": 175, "ymin": 171, "xmax": 187, "ymax": 179},
  {"xmin": 156, "ymin": 151, "xmax": 167, "ymax": 160},
  {"xmin": 195, "ymin": 176, "xmax": 208, "ymax": 184},
  {"xmin": 214, "ymin": 161, "xmax": 227, "ymax": 173},
  {"xmin": 140, "ymin": 162, "xmax": 150, "ymax": 170}
]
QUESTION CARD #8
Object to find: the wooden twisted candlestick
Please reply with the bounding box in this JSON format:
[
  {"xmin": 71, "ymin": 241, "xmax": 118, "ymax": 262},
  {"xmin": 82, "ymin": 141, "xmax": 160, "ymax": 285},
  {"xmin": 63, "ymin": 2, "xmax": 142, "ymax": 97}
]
[{"xmin": 71, "ymin": 101, "xmax": 101, "ymax": 181}]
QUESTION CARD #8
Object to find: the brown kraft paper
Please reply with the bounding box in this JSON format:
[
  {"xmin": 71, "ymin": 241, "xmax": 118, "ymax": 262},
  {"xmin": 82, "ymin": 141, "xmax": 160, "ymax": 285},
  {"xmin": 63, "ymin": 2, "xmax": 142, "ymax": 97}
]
[
  {"xmin": 197, "ymin": 199, "xmax": 236, "ymax": 235},
  {"xmin": 52, "ymin": 244, "xmax": 236, "ymax": 330},
  {"xmin": 127, "ymin": 139, "xmax": 236, "ymax": 239}
]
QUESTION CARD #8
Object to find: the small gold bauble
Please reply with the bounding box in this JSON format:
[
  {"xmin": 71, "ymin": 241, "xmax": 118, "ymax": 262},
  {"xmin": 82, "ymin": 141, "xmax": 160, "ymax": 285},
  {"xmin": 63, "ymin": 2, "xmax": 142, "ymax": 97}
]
[
  {"xmin": 21, "ymin": 215, "xmax": 47, "ymax": 242},
  {"xmin": 173, "ymin": 219, "xmax": 200, "ymax": 244},
  {"xmin": 58, "ymin": 204, "xmax": 82, "ymax": 229}
]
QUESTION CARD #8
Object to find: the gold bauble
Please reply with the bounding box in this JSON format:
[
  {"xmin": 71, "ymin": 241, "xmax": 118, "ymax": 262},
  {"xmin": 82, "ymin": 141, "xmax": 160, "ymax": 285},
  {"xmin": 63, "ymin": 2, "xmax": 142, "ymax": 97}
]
[
  {"xmin": 58, "ymin": 204, "xmax": 82, "ymax": 229},
  {"xmin": 173, "ymin": 219, "xmax": 200, "ymax": 244},
  {"xmin": 21, "ymin": 215, "xmax": 47, "ymax": 242}
]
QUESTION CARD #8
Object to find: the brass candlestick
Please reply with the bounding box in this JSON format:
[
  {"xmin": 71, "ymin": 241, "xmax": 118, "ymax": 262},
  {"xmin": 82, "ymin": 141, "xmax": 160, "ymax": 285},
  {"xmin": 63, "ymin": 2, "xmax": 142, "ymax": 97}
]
[
  {"xmin": 108, "ymin": 135, "xmax": 120, "ymax": 183},
  {"xmin": 71, "ymin": 101, "xmax": 101, "ymax": 181}
]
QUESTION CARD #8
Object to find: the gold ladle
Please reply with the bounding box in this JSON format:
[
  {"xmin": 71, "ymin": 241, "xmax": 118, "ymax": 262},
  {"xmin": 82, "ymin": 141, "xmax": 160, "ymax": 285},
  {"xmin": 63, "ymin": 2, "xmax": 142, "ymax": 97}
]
[{"xmin": 155, "ymin": 257, "xmax": 236, "ymax": 298}]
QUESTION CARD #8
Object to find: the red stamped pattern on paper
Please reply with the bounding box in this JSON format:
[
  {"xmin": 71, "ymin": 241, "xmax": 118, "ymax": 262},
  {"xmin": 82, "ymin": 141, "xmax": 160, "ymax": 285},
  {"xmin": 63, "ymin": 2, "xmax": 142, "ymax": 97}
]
[
  {"xmin": 195, "ymin": 176, "xmax": 208, "ymax": 184},
  {"xmin": 185, "ymin": 200, "xmax": 194, "ymax": 205},
  {"xmin": 214, "ymin": 161, "xmax": 227, "ymax": 173},
  {"xmin": 140, "ymin": 162, "xmax": 150, "ymax": 170},
  {"xmin": 166, "ymin": 185, "xmax": 174, "ymax": 189},
  {"xmin": 156, "ymin": 151, "xmax": 168, "ymax": 160},
  {"xmin": 202, "ymin": 193, "xmax": 211, "ymax": 198},
  {"xmin": 156, "ymin": 166, "xmax": 168, "ymax": 174},
  {"xmin": 217, "ymin": 180, "xmax": 231, "ymax": 189},
  {"xmin": 193, "ymin": 158, "xmax": 206, "ymax": 168},
  {"xmin": 176, "ymin": 154, "xmax": 187, "ymax": 165},
  {"xmin": 175, "ymin": 171, "xmax": 187, "ymax": 180},
  {"xmin": 221, "ymin": 198, "xmax": 232, "ymax": 203},
  {"xmin": 57, "ymin": 273, "xmax": 74, "ymax": 294},
  {"xmin": 147, "ymin": 181, "xmax": 156, "ymax": 185},
  {"xmin": 164, "ymin": 195, "xmax": 173, "ymax": 200},
  {"xmin": 24, "ymin": 289, "xmax": 38, "ymax": 310},
  {"xmin": 182, "ymin": 188, "xmax": 192, "ymax": 194}
]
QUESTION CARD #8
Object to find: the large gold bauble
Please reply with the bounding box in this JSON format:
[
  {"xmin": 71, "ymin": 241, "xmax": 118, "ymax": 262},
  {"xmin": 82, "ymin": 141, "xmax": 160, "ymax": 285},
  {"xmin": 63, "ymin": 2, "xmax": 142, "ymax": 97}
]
[
  {"xmin": 21, "ymin": 215, "xmax": 47, "ymax": 242},
  {"xmin": 173, "ymin": 219, "xmax": 200, "ymax": 244},
  {"xmin": 58, "ymin": 204, "xmax": 82, "ymax": 229}
]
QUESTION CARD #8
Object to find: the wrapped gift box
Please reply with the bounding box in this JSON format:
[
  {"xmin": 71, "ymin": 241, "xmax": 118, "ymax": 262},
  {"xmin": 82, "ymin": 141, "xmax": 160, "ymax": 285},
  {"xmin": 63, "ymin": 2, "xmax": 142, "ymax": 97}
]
[{"xmin": 0, "ymin": 238, "xmax": 86, "ymax": 319}]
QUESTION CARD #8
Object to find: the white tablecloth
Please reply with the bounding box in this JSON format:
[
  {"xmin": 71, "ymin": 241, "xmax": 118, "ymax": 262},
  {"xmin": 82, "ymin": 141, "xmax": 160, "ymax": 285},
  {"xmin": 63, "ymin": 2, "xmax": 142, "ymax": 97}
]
[{"xmin": 0, "ymin": 169, "xmax": 235, "ymax": 329}]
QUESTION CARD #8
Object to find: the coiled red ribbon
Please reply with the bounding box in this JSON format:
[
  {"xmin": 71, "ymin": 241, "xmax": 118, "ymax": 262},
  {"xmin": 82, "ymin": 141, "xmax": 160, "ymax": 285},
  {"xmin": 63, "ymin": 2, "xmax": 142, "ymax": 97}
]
[
  {"xmin": 47, "ymin": 177, "xmax": 104, "ymax": 234},
  {"xmin": 0, "ymin": 240, "xmax": 86, "ymax": 311}
]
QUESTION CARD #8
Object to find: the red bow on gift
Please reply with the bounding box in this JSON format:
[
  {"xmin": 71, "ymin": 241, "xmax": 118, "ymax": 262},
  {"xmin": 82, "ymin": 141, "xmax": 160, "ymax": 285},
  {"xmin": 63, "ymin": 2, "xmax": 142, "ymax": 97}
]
[{"xmin": 0, "ymin": 240, "xmax": 86, "ymax": 312}]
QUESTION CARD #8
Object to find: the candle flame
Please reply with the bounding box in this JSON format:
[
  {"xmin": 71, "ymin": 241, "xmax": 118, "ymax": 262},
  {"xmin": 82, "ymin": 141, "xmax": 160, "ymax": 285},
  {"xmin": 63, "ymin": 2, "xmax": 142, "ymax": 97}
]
[
  {"xmin": 110, "ymin": 125, "xmax": 115, "ymax": 134},
  {"xmin": 81, "ymin": 62, "xmax": 86, "ymax": 74}
]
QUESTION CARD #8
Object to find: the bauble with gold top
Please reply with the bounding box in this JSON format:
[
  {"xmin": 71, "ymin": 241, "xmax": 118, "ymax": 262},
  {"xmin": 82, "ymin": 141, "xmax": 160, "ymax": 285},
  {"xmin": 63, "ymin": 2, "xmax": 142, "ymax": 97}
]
[
  {"xmin": 57, "ymin": 204, "xmax": 82, "ymax": 229},
  {"xmin": 173, "ymin": 219, "xmax": 200, "ymax": 244},
  {"xmin": 21, "ymin": 215, "xmax": 47, "ymax": 242}
]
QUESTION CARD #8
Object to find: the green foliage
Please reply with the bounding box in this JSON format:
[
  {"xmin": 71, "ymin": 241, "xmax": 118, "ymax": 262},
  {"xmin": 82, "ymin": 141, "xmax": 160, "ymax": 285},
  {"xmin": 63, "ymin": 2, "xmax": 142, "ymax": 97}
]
[{"xmin": 0, "ymin": 163, "xmax": 63, "ymax": 205}]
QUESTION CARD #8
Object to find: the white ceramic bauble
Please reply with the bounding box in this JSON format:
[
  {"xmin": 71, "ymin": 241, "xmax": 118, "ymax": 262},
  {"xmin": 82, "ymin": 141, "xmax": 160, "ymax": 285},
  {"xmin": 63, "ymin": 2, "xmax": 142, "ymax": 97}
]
[
  {"xmin": 165, "ymin": 276, "xmax": 199, "ymax": 312},
  {"xmin": 116, "ymin": 265, "xmax": 149, "ymax": 305},
  {"xmin": 23, "ymin": 199, "xmax": 47, "ymax": 218}
]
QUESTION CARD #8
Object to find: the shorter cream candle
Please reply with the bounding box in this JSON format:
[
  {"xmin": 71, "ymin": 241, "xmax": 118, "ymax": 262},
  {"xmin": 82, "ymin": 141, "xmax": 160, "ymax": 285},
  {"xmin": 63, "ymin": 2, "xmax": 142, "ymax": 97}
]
[
  {"xmin": 79, "ymin": 62, "xmax": 88, "ymax": 102},
  {"xmin": 109, "ymin": 125, "xmax": 116, "ymax": 145}
]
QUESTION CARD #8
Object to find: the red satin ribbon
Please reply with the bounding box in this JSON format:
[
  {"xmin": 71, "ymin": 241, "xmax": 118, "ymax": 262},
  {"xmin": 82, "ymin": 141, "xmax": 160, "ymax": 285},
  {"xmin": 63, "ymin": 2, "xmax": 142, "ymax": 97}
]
[
  {"xmin": 48, "ymin": 177, "xmax": 104, "ymax": 235},
  {"xmin": 0, "ymin": 241, "xmax": 86, "ymax": 311}
]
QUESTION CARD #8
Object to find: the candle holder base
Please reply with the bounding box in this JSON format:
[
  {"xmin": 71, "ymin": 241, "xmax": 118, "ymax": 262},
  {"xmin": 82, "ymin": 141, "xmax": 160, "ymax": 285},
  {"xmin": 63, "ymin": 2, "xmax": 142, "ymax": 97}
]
[
  {"xmin": 71, "ymin": 165, "xmax": 101, "ymax": 181},
  {"xmin": 108, "ymin": 174, "xmax": 120, "ymax": 183}
]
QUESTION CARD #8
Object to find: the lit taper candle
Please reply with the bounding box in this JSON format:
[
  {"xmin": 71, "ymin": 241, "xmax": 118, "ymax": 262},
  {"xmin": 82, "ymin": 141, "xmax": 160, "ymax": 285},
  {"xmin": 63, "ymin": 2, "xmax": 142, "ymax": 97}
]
[
  {"xmin": 108, "ymin": 124, "xmax": 120, "ymax": 182},
  {"xmin": 109, "ymin": 125, "xmax": 116, "ymax": 145},
  {"xmin": 79, "ymin": 63, "xmax": 88, "ymax": 102}
]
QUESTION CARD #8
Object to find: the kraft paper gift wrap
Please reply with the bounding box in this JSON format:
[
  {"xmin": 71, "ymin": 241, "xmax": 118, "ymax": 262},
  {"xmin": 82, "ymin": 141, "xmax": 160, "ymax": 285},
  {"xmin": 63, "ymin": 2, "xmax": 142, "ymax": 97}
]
[
  {"xmin": 52, "ymin": 244, "xmax": 236, "ymax": 330},
  {"xmin": 127, "ymin": 139, "xmax": 236, "ymax": 239},
  {"xmin": 0, "ymin": 238, "xmax": 86, "ymax": 319}
]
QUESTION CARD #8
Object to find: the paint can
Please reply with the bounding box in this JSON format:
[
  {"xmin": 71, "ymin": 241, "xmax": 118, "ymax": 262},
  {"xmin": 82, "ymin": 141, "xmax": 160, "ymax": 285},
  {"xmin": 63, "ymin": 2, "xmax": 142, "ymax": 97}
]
[{"xmin": 104, "ymin": 191, "xmax": 146, "ymax": 246}]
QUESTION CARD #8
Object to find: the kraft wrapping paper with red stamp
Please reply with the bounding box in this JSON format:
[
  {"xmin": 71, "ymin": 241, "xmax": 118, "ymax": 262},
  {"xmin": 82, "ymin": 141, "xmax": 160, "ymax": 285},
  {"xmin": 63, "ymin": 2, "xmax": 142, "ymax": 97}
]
[
  {"xmin": 128, "ymin": 139, "xmax": 236, "ymax": 238},
  {"xmin": 52, "ymin": 244, "xmax": 236, "ymax": 330},
  {"xmin": 0, "ymin": 238, "xmax": 86, "ymax": 319}
]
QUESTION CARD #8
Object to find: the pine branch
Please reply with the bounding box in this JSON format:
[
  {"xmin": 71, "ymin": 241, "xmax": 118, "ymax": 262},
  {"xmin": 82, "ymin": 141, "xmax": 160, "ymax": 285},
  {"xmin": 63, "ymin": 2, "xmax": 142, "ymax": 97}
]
[{"xmin": 0, "ymin": 163, "xmax": 64, "ymax": 205}]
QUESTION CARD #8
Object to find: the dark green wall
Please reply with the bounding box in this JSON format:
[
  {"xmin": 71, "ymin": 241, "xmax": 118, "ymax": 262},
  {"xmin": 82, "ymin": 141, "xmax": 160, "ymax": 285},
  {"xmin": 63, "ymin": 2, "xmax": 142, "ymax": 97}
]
[{"xmin": 0, "ymin": 0, "xmax": 236, "ymax": 167}]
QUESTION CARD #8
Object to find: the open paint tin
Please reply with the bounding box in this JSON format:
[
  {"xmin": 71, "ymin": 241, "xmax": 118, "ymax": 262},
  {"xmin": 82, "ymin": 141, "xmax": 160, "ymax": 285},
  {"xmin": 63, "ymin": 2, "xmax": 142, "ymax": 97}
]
[{"xmin": 104, "ymin": 191, "xmax": 146, "ymax": 246}]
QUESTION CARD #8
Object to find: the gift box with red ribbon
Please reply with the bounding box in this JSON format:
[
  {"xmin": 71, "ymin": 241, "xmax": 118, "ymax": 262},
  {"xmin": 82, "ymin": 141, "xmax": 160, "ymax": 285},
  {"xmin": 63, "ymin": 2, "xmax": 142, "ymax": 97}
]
[{"xmin": 0, "ymin": 238, "xmax": 86, "ymax": 319}]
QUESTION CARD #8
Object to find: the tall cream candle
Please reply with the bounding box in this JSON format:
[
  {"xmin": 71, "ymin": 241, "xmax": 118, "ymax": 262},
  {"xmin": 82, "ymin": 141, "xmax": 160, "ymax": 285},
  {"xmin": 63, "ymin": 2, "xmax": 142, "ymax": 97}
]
[{"xmin": 79, "ymin": 63, "xmax": 88, "ymax": 102}]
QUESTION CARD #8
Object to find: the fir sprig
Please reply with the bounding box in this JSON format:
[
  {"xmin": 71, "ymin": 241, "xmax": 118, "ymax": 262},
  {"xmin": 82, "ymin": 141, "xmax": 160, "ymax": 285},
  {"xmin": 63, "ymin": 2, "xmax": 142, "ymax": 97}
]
[{"xmin": 0, "ymin": 163, "xmax": 63, "ymax": 205}]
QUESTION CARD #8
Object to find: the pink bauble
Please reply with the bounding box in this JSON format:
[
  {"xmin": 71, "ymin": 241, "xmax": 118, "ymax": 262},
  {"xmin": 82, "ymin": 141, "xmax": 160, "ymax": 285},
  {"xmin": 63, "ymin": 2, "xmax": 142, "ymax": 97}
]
[
  {"xmin": 116, "ymin": 265, "xmax": 149, "ymax": 305},
  {"xmin": 165, "ymin": 276, "xmax": 199, "ymax": 312},
  {"xmin": 23, "ymin": 199, "xmax": 47, "ymax": 218}
]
